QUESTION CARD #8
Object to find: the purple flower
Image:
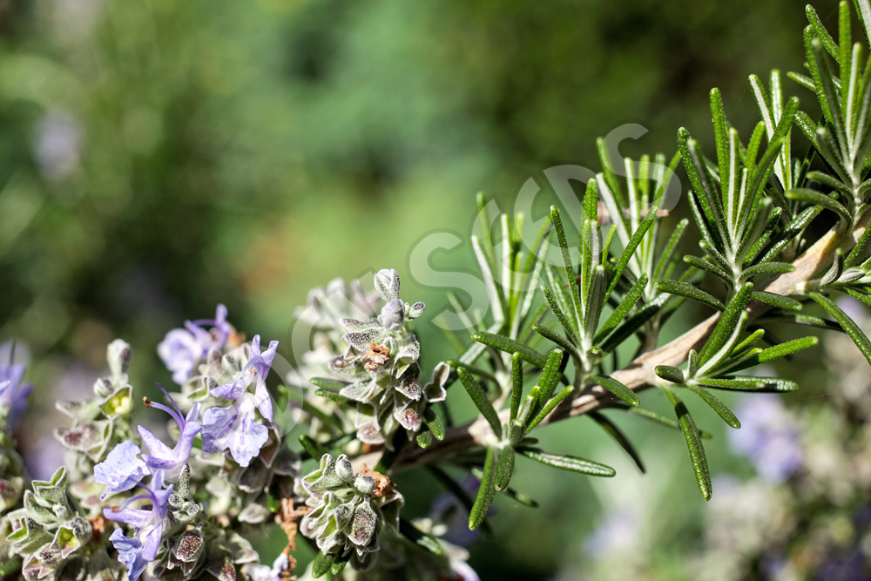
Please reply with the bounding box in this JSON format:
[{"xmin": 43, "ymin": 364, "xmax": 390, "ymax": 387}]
[
  {"xmin": 201, "ymin": 335, "xmax": 278, "ymax": 467},
  {"xmin": 138, "ymin": 386, "xmax": 202, "ymax": 482},
  {"xmin": 157, "ymin": 305, "xmax": 232, "ymax": 384},
  {"xmin": 210, "ymin": 335, "xmax": 277, "ymax": 422},
  {"xmin": 0, "ymin": 361, "xmax": 33, "ymax": 425},
  {"xmin": 94, "ymin": 440, "xmax": 150, "ymax": 499},
  {"xmin": 728, "ymin": 394, "xmax": 803, "ymax": 483},
  {"xmin": 104, "ymin": 471, "xmax": 173, "ymax": 581},
  {"xmin": 201, "ymin": 396, "xmax": 269, "ymax": 468}
]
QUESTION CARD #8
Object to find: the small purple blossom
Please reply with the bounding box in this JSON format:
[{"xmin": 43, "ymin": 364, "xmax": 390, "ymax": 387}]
[
  {"xmin": 201, "ymin": 335, "xmax": 277, "ymax": 467},
  {"xmin": 157, "ymin": 305, "xmax": 232, "ymax": 384},
  {"xmin": 201, "ymin": 396, "xmax": 269, "ymax": 468},
  {"xmin": 728, "ymin": 394, "xmax": 803, "ymax": 483},
  {"xmin": 0, "ymin": 361, "xmax": 33, "ymax": 425},
  {"xmin": 104, "ymin": 471, "xmax": 173, "ymax": 581},
  {"xmin": 94, "ymin": 440, "xmax": 150, "ymax": 499},
  {"xmin": 138, "ymin": 386, "xmax": 202, "ymax": 482},
  {"xmin": 210, "ymin": 335, "xmax": 277, "ymax": 421}
]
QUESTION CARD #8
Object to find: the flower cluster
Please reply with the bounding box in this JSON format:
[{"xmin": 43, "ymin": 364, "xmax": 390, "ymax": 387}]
[
  {"xmin": 159, "ymin": 305, "xmax": 279, "ymax": 468},
  {"xmin": 295, "ymin": 453, "xmax": 403, "ymax": 572},
  {"xmin": 77, "ymin": 306, "xmax": 299, "ymax": 580},
  {"xmin": 323, "ymin": 269, "xmax": 443, "ymax": 446}
]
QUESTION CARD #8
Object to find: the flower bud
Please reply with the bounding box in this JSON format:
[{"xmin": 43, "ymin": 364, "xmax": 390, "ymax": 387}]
[
  {"xmin": 374, "ymin": 269, "xmax": 401, "ymax": 301},
  {"xmin": 107, "ymin": 339, "xmax": 131, "ymax": 378},
  {"xmin": 379, "ymin": 299, "xmax": 405, "ymax": 330}
]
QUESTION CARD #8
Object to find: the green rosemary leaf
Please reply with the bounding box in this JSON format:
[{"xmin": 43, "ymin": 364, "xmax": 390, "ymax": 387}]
[
  {"xmin": 538, "ymin": 349, "xmax": 567, "ymax": 402},
  {"xmin": 457, "ymin": 367, "xmax": 503, "ymax": 438},
  {"xmin": 542, "ymin": 283, "xmax": 582, "ymax": 345},
  {"xmin": 750, "ymin": 291, "xmax": 802, "ymax": 314},
  {"xmin": 310, "ymin": 377, "xmax": 347, "ymax": 392},
  {"xmin": 627, "ymin": 406, "xmax": 713, "ymax": 439},
  {"xmin": 695, "ymin": 376, "xmax": 799, "ymax": 392},
  {"xmin": 516, "ymin": 447, "xmax": 615, "ymax": 477},
  {"xmin": 550, "ymin": 206, "xmax": 583, "ymax": 331},
  {"xmin": 654, "ymin": 365, "xmax": 685, "ymax": 384},
  {"xmin": 663, "ymin": 386, "xmax": 712, "ymax": 501},
  {"xmin": 447, "ymin": 360, "xmax": 499, "ymax": 384},
  {"xmin": 759, "ymin": 205, "xmax": 824, "ymax": 264},
  {"xmin": 600, "ymin": 294, "xmax": 669, "ymax": 353},
  {"xmin": 416, "ymin": 431, "xmax": 433, "ymax": 449},
  {"xmin": 686, "ymin": 384, "xmax": 741, "ymax": 428},
  {"xmin": 312, "ymin": 552, "xmax": 333, "ymax": 578},
  {"xmin": 472, "ymin": 331, "xmax": 548, "ymax": 367},
  {"xmin": 510, "ymin": 353, "xmax": 524, "ymax": 421},
  {"xmin": 684, "ymin": 254, "xmax": 732, "ymax": 282},
  {"xmin": 585, "ymin": 265, "xmax": 608, "ymax": 339},
  {"xmin": 605, "ymin": 207, "xmax": 657, "ymax": 300},
  {"xmin": 424, "ymin": 407, "xmax": 446, "ymax": 441},
  {"xmin": 806, "ymin": 4, "xmax": 839, "ymax": 58},
  {"xmin": 786, "ymin": 188, "xmax": 852, "ymax": 226},
  {"xmin": 469, "ymin": 446, "xmax": 498, "ymax": 530},
  {"xmin": 698, "ymin": 282, "xmax": 754, "ymax": 367},
  {"xmin": 589, "ymin": 375, "xmax": 640, "ymax": 407},
  {"xmin": 314, "ymin": 389, "xmax": 350, "ymax": 406},
  {"xmin": 595, "ymin": 274, "xmax": 648, "ymax": 343},
  {"xmin": 807, "ymin": 170, "xmax": 854, "ymax": 197},
  {"xmin": 656, "ymin": 280, "xmax": 724, "ymax": 311},
  {"xmin": 808, "ymin": 292, "xmax": 871, "ymax": 365},
  {"xmin": 526, "ymin": 386, "xmax": 574, "ymax": 432},
  {"xmin": 742, "ymin": 261, "xmax": 795, "ymax": 279},
  {"xmin": 495, "ymin": 446, "xmax": 515, "ymax": 492},
  {"xmin": 533, "ymin": 324, "xmax": 578, "ymax": 360}
]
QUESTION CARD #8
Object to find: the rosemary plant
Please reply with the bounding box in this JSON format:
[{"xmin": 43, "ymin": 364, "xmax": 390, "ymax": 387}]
[{"xmin": 4, "ymin": 1, "xmax": 871, "ymax": 580}]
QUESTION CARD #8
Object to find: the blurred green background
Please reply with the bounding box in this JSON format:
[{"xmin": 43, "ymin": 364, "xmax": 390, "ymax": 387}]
[{"xmin": 0, "ymin": 0, "xmax": 845, "ymax": 579}]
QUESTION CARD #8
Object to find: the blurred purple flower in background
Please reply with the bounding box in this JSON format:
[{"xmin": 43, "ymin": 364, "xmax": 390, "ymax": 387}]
[
  {"xmin": 0, "ymin": 341, "xmax": 33, "ymax": 428},
  {"xmin": 429, "ymin": 476, "xmax": 485, "ymax": 548},
  {"xmin": 157, "ymin": 304, "xmax": 231, "ymax": 384},
  {"xmin": 816, "ymin": 549, "xmax": 867, "ymax": 581},
  {"xmin": 728, "ymin": 394, "xmax": 803, "ymax": 483},
  {"xmin": 0, "ymin": 363, "xmax": 32, "ymax": 426},
  {"xmin": 584, "ymin": 508, "xmax": 641, "ymax": 558},
  {"xmin": 33, "ymin": 111, "xmax": 83, "ymax": 182}
]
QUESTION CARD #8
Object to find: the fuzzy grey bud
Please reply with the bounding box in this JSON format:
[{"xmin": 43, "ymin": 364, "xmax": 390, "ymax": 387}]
[
  {"xmin": 336, "ymin": 455, "xmax": 354, "ymax": 482},
  {"xmin": 407, "ymin": 301, "xmax": 426, "ymax": 319},
  {"xmin": 106, "ymin": 339, "xmax": 131, "ymax": 378},
  {"xmin": 379, "ymin": 299, "xmax": 405, "ymax": 330},
  {"xmin": 374, "ymin": 269, "xmax": 401, "ymax": 301}
]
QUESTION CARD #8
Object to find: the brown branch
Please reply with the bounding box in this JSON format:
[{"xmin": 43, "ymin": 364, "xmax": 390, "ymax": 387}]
[{"xmin": 351, "ymin": 217, "xmax": 866, "ymax": 475}]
